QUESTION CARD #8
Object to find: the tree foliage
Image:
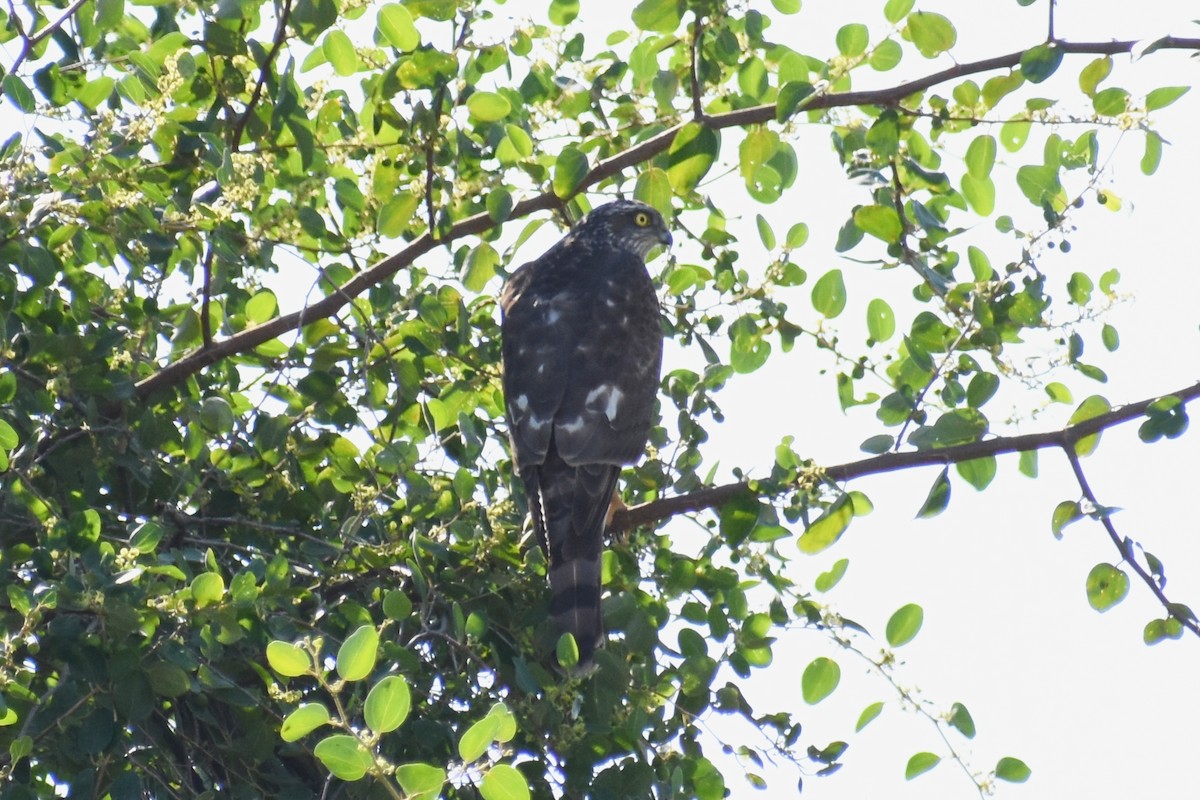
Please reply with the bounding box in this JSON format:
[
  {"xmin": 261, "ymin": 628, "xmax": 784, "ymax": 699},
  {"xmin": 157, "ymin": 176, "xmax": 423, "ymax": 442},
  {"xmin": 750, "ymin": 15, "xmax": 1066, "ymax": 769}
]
[{"xmin": 0, "ymin": 0, "xmax": 1197, "ymax": 797}]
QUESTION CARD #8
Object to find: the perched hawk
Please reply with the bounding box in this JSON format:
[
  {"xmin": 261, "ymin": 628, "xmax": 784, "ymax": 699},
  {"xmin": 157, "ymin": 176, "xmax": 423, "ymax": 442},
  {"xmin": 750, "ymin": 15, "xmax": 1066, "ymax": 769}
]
[{"xmin": 500, "ymin": 199, "xmax": 671, "ymax": 669}]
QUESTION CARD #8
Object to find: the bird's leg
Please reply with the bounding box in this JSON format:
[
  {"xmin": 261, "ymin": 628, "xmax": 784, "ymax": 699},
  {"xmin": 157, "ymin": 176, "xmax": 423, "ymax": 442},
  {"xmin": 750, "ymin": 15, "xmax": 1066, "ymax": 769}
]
[{"xmin": 605, "ymin": 490, "xmax": 630, "ymax": 544}]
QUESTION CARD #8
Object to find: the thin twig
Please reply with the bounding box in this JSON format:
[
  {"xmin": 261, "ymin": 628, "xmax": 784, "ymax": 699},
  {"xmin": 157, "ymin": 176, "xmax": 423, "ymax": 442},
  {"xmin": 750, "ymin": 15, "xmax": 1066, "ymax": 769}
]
[
  {"xmin": 689, "ymin": 12, "xmax": 707, "ymax": 123},
  {"xmin": 229, "ymin": 0, "xmax": 294, "ymax": 151},
  {"xmin": 1063, "ymin": 446, "xmax": 1200, "ymax": 638},
  {"xmin": 200, "ymin": 238, "xmax": 215, "ymax": 349},
  {"xmin": 6, "ymin": 0, "xmax": 90, "ymax": 76}
]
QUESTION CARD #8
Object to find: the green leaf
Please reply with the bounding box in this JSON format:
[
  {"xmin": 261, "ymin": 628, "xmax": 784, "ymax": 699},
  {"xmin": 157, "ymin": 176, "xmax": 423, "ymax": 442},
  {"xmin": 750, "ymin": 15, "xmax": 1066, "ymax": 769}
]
[
  {"xmin": 467, "ymin": 91, "xmax": 512, "ymax": 122},
  {"xmin": 836, "ymin": 23, "xmax": 869, "ymax": 56},
  {"xmin": 905, "ymin": 12, "xmax": 956, "ymax": 58},
  {"xmin": 548, "ymin": 0, "xmax": 579, "ymax": 25},
  {"xmin": 801, "ymin": 657, "xmax": 840, "ymax": 704},
  {"xmin": 956, "ymin": 456, "xmax": 996, "ymax": 491},
  {"xmin": 1051, "ymin": 500, "xmax": 1082, "ymax": 539},
  {"xmin": 377, "ymin": 192, "xmax": 419, "ymax": 238},
  {"xmin": 364, "ymin": 675, "xmax": 411, "ymax": 734},
  {"xmin": 266, "ymin": 641, "xmax": 311, "ymax": 677},
  {"xmin": 378, "ymin": 4, "xmax": 420, "ymax": 50},
  {"xmin": 1019, "ymin": 43, "xmax": 1062, "ymax": 83},
  {"xmin": 313, "ymin": 734, "xmax": 373, "ymax": 781},
  {"xmin": 1144, "ymin": 617, "xmax": 1185, "ymax": 645},
  {"xmin": 866, "ymin": 298, "xmax": 895, "ymax": 342},
  {"xmin": 785, "ymin": 221, "xmax": 809, "ymax": 249},
  {"xmin": 948, "ymin": 702, "xmax": 976, "ymax": 738},
  {"xmin": 555, "ymin": 632, "xmax": 579, "ymax": 670},
  {"xmin": 3, "ymin": 75, "xmax": 35, "ymax": 113},
  {"xmin": 853, "ymin": 205, "xmax": 903, "ymax": 242},
  {"xmin": 855, "ymin": 701, "xmax": 884, "ymax": 731},
  {"xmin": 459, "ymin": 714, "xmax": 500, "ymax": 763},
  {"xmin": 883, "ymin": 0, "xmax": 914, "ymax": 23},
  {"xmin": 480, "ymin": 764, "xmax": 531, "ymax": 800},
  {"xmin": 1086, "ymin": 563, "xmax": 1129, "ymax": 612},
  {"xmin": 322, "ymin": 30, "xmax": 358, "ymax": 76},
  {"xmin": 999, "ymin": 117, "xmax": 1031, "ymax": 152},
  {"xmin": 860, "ymin": 434, "xmax": 894, "ymax": 454},
  {"xmin": 634, "ymin": 167, "xmax": 672, "ymax": 217},
  {"xmin": 281, "ymin": 703, "xmax": 331, "ymax": 742},
  {"xmin": 336, "ymin": 625, "xmax": 379, "ymax": 682},
  {"xmin": 1141, "ymin": 130, "xmax": 1163, "ymax": 176},
  {"xmin": 94, "ymin": 0, "xmax": 124, "ymax": 30},
  {"xmin": 395, "ymin": 763, "xmax": 446, "ymax": 798},
  {"xmin": 961, "ymin": 173, "xmax": 995, "ymax": 216},
  {"xmin": 870, "ymin": 39, "xmax": 903, "ymax": 71},
  {"xmin": 486, "ymin": 187, "xmax": 513, "ymax": 223},
  {"xmin": 965, "ymin": 135, "xmax": 997, "ymax": 178},
  {"xmin": 1068, "ymin": 395, "xmax": 1111, "ymax": 456},
  {"xmin": 383, "ymin": 590, "xmax": 412, "ymax": 620},
  {"xmin": 1067, "ymin": 271, "xmax": 1093, "ymax": 305},
  {"xmin": 995, "ymin": 757, "xmax": 1032, "ymax": 783},
  {"xmin": 798, "ymin": 495, "xmax": 852, "ymax": 555},
  {"xmin": 245, "ymin": 291, "xmax": 278, "ymax": 324},
  {"xmin": 776, "ymin": 80, "xmax": 815, "ymax": 121},
  {"xmin": 771, "ymin": 0, "xmax": 800, "ymax": 13},
  {"xmin": 631, "ymin": 0, "xmax": 683, "ymax": 32},
  {"xmin": 729, "ymin": 316, "xmax": 771, "ymax": 374},
  {"xmin": 1145, "ymin": 85, "xmax": 1189, "ymax": 111},
  {"xmin": 815, "ymin": 558, "xmax": 849, "ymax": 592},
  {"xmin": 1016, "ymin": 164, "xmax": 1061, "ymax": 208},
  {"xmin": 811, "ymin": 269, "xmax": 847, "ymax": 318},
  {"xmin": 191, "ymin": 572, "xmax": 225, "ymax": 608},
  {"xmin": 966, "ymin": 372, "xmax": 999, "ymax": 408},
  {"xmin": 885, "ymin": 603, "xmax": 923, "ymax": 647},
  {"xmin": 0, "ymin": 420, "xmax": 18, "ymax": 452},
  {"xmin": 1092, "ymin": 86, "xmax": 1129, "ymax": 116},
  {"xmin": 915, "ymin": 468, "xmax": 951, "ymax": 518},
  {"xmin": 1018, "ymin": 450, "xmax": 1038, "ymax": 478},
  {"xmin": 666, "ymin": 122, "xmax": 718, "ymax": 192},
  {"xmin": 755, "ymin": 214, "xmax": 775, "ymax": 250},
  {"xmin": 462, "ymin": 243, "xmax": 500, "ymax": 292},
  {"xmin": 552, "ymin": 146, "xmax": 588, "ymax": 198},
  {"xmin": 76, "ymin": 77, "xmax": 115, "ymax": 110},
  {"xmin": 905, "ymin": 752, "xmax": 941, "ymax": 779},
  {"xmin": 1045, "ymin": 382, "xmax": 1072, "ymax": 404},
  {"xmin": 1078, "ymin": 56, "xmax": 1111, "ymax": 96}
]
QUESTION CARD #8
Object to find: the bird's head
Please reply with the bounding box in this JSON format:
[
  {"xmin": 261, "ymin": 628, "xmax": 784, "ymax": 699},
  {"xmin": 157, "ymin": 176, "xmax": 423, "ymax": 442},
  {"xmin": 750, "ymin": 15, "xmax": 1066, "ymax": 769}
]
[{"xmin": 574, "ymin": 199, "xmax": 673, "ymax": 259}]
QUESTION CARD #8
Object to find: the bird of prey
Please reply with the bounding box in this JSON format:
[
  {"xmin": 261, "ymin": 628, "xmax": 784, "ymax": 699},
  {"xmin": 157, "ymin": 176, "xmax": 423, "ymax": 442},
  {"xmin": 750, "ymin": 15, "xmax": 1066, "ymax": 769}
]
[{"xmin": 500, "ymin": 199, "xmax": 671, "ymax": 670}]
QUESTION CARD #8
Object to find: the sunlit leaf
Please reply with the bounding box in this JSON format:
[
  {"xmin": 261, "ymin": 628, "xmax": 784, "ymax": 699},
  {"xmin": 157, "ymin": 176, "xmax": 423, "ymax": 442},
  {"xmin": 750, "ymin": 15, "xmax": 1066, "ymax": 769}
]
[
  {"xmin": 801, "ymin": 657, "xmax": 840, "ymax": 704},
  {"xmin": 885, "ymin": 603, "xmax": 923, "ymax": 647},
  {"xmin": 1085, "ymin": 563, "xmax": 1129, "ymax": 612},
  {"xmin": 905, "ymin": 752, "xmax": 940, "ymax": 779},
  {"xmin": 336, "ymin": 625, "xmax": 379, "ymax": 682}
]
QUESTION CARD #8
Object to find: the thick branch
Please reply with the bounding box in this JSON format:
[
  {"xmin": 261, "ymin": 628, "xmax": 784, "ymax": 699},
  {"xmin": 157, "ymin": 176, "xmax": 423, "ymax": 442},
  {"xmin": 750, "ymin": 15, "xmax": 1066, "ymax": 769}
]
[
  {"xmin": 610, "ymin": 379, "xmax": 1200, "ymax": 532},
  {"xmin": 133, "ymin": 36, "xmax": 1200, "ymax": 400}
]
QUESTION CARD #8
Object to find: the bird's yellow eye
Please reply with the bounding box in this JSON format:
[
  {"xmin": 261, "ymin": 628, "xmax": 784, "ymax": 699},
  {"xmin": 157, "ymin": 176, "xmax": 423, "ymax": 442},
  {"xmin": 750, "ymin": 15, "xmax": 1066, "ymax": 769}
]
[{"xmin": 634, "ymin": 212, "xmax": 651, "ymax": 226}]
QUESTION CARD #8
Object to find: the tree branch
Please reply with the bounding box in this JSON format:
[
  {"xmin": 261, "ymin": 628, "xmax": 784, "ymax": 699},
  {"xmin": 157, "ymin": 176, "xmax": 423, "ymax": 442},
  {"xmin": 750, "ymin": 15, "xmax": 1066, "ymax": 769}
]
[
  {"xmin": 6, "ymin": 0, "xmax": 91, "ymax": 77},
  {"xmin": 132, "ymin": 36, "xmax": 1200, "ymax": 400},
  {"xmin": 1064, "ymin": 447, "xmax": 1200, "ymax": 639},
  {"xmin": 228, "ymin": 0, "xmax": 293, "ymax": 151},
  {"xmin": 609, "ymin": 379, "xmax": 1200, "ymax": 532}
]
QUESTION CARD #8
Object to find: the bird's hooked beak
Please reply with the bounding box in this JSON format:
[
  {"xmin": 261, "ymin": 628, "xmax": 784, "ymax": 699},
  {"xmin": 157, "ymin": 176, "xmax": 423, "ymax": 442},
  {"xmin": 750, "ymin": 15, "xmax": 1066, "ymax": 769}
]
[{"xmin": 658, "ymin": 228, "xmax": 673, "ymax": 248}]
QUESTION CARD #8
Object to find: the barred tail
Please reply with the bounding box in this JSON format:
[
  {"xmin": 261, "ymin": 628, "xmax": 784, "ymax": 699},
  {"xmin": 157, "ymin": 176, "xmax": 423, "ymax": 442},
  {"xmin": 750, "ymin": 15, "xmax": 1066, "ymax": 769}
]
[{"xmin": 525, "ymin": 450, "xmax": 619, "ymax": 671}]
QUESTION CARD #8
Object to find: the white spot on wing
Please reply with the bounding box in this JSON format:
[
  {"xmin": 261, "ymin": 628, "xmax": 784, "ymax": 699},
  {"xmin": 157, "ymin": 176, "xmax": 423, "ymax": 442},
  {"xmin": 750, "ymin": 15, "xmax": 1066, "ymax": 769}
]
[
  {"xmin": 527, "ymin": 414, "xmax": 550, "ymax": 430},
  {"xmin": 559, "ymin": 416, "xmax": 586, "ymax": 434},
  {"xmin": 546, "ymin": 308, "xmax": 562, "ymax": 324},
  {"xmin": 604, "ymin": 387, "xmax": 624, "ymax": 421},
  {"xmin": 515, "ymin": 394, "xmax": 529, "ymax": 412}
]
